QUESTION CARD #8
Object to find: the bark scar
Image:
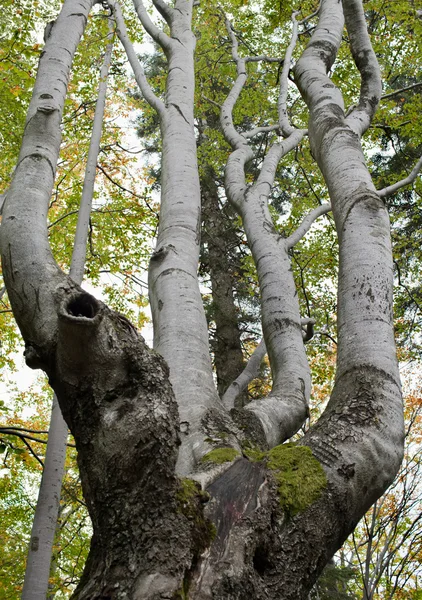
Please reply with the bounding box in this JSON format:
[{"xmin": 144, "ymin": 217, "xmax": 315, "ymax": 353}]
[{"xmin": 168, "ymin": 102, "xmax": 190, "ymax": 125}]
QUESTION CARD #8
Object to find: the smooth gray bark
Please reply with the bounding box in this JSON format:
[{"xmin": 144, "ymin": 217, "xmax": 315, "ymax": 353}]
[{"xmin": 21, "ymin": 397, "xmax": 68, "ymax": 600}]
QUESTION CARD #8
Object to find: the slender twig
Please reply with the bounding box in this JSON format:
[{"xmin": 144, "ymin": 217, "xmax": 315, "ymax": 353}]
[
  {"xmin": 0, "ymin": 427, "xmax": 76, "ymax": 447},
  {"xmin": 48, "ymin": 210, "xmax": 80, "ymax": 229},
  {"xmin": 381, "ymin": 82, "xmax": 422, "ymax": 100},
  {"xmin": 378, "ymin": 156, "xmax": 422, "ymax": 198},
  {"xmin": 298, "ymin": 3, "xmax": 321, "ymax": 25},
  {"xmin": 0, "ymin": 425, "xmax": 49, "ymax": 435},
  {"xmin": 96, "ymin": 164, "xmax": 159, "ymax": 216},
  {"xmin": 286, "ymin": 204, "xmax": 332, "ymax": 249}
]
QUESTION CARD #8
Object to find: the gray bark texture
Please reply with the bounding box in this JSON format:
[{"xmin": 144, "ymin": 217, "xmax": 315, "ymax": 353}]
[{"xmin": 0, "ymin": 0, "xmax": 405, "ymax": 598}]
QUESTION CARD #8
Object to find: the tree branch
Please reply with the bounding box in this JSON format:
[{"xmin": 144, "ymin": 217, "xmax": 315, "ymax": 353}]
[
  {"xmin": 378, "ymin": 155, "xmax": 422, "ymax": 198},
  {"xmin": 109, "ymin": 1, "xmax": 167, "ymax": 119},
  {"xmin": 222, "ymin": 340, "xmax": 267, "ymax": 410},
  {"xmin": 244, "ymin": 124, "xmax": 280, "ymax": 139},
  {"xmin": 245, "ymin": 55, "xmax": 282, "ymax": 63},
  {"xmin": 286, "ymin": 203, "xmax": 332, "ymax": 249},
  {"xmin": 0, "ymin": 427, "xmax": 76, "ymax": 447},
  {"xmin": 96, "ymin": 163, "xmax": 159, "ymax": 216},
  {"xmin": 131, "ymin": 0, "xmax": 172, "ymax": 52},
  {"xmin": 70, "ymin": 18, "xmax": 115, "ymax": 283},
  {"xmin": 278, "ymin": 11, "xmax": 300, "ymax": 136},
  {"xmin": 151, "ymin": 0, "xmax": 174, "ymax": 24},
  {"xmin": 255, "ymin": 129, "xmax": 306, "ymax": 190},
  {"xmin": 381, "ymin": 81, "xmax": 422, "ymax": 100},
  {"xmin": 343, "ymin": 0, "xmax": 382, "ymax": 135},
  {"xmin": 220, "ymin": 18, "xmax": 249, "ymax": 149}
]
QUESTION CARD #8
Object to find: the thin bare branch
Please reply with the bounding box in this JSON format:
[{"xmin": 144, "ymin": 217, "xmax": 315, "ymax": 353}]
[
  {"xmin": 222, "ymin": 340, "xmax": 267, "ymax": 409},
  {"xmin": 0, "ymin": 427, "xmax": 76, "ymax": 448},
  {"xmin": 201, "ymin": 94, "xmax": 221, "ymax": 110},
  {"xmin": 0, "ymin": 425, "xmax": 49, "ymax": 435},
  {"xmin": 298, "ymin": 3, "xmax": 321, "ymax": 25},
  {"xmin": 244, "ymin": 124, "xmax": 280, "ymax": 139},
  {"xmin": 109, "ymin": 1, "xmax": 167, "ymax": 118},
  {"xmin": 378, "ymin": 155, "xmax": 422, "ymax": 198},
  {"xmin": 286, "ymin": 203, "xmax": 332, "ymax": 249},
  {"xmin": 381, "ymin": 81, "xmax": 422, "ymax": 100},
  {"xmin": 278, "ymin": 11, "xmax": 300, "ymax": 136},
  {"xmin": 245, "ymin": 55, "xmax": 283, "ymax": 63}
]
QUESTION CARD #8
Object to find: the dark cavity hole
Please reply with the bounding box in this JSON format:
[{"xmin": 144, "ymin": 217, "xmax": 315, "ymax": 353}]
[
  {"xmin": 253, "ymin": 545, "xmax": 273, "ymax": 576},
  {"xmin": 67, "ymin": 293, "xmax": 99, "ymax": 319}
]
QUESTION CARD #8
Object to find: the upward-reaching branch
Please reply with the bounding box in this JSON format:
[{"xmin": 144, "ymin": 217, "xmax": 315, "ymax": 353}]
[
  {"xmin": 220, "ymin": 13, "xmax": 313, "ymax": 447},
  {"xmin": 109, "ymin": 0, "xmax": 167, "ymax": 118},
  {"xmin": 343, "ymin": 0, "xmax": 382, "ymax": 135},
  {"xmin": 286, "ymin": 203, "xmax": 332, "ymax": 249},
  {"xmin": 220, "ymin": 19, "xmax": 249, "ymax": 150},
  {"xmin": 278, "ymin": 11, "xmax": 299, "ymax": 136},
  {"xmin": 151, "ymin": 0, "xmax": 174, "ymax": 24},
  {"xmin": 289, "ymin": 0, "xmax": 404, "ymax": 588},
  {"xmin": 131, "ymin": 0, "xmax": 172, "ymax": 52},
  {"xmin": 22, "ymin": 22, "xmax": 115, "ymax": 600}
]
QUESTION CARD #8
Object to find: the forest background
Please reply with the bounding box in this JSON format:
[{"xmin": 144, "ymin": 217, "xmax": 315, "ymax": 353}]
[{"xmin": 0, "ymin": 0, "xmax": 421, "ymax": 598}]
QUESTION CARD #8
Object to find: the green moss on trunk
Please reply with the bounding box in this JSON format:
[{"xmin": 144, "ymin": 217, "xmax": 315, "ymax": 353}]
[
  {"xmin": 267, "ymin": 443, "xmax": 327, "ymax": 516},
  {"xmin": 201, "ymin": 447, "xmax": 240, "ymax": 464}
]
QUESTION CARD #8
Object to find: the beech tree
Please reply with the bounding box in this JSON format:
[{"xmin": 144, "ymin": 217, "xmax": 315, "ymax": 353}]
[{"xmin": 1, "ymin": 0, "xmax": 421, "ymax": 598}]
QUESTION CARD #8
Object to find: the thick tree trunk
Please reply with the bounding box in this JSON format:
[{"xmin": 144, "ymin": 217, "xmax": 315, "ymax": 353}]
[{"xmin": 145, "ymin": 0, "xmax": 224, "ymax": 476}]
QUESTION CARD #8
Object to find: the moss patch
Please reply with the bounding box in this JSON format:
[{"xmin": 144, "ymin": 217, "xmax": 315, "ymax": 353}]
[
  {"xmin": 176, "ymin": 478, "xmax": 215, "ymax": 541},
  {"xmin": 242, "ymin": 441, "xmax": 267, "ymax": 463},
  {"xmin": 267, "ymin": 443, "xmax": 327, "ymax": 517},
  {"xmin": 201, "ymin": 447, "xmax": 240, "ymax": 465},
  {"xmin": 175, "ymin": 479, "xmax": 216, "ymax": 599}
]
